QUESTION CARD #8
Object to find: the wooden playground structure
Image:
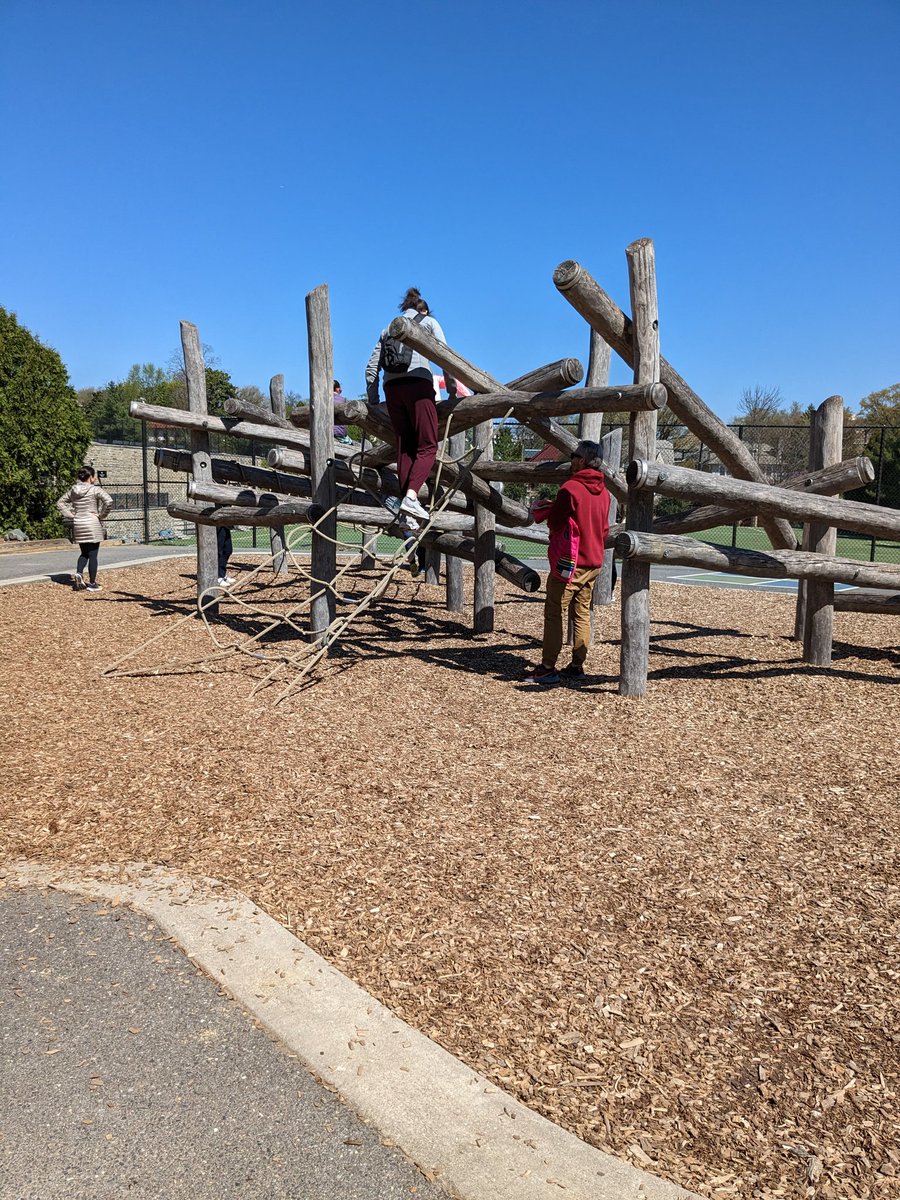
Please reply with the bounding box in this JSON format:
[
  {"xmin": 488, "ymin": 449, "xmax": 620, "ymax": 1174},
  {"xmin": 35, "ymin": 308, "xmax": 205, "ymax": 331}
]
[{"xmin": 121, "ymin": 239, "xmax": 900, "ymax": 699}]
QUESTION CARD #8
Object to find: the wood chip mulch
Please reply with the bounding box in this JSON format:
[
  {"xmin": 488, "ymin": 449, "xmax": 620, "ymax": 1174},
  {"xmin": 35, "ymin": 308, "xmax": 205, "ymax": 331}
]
[{"xmin": 2, "ymin": 558, "xmax": 898, "ymax": 1199}]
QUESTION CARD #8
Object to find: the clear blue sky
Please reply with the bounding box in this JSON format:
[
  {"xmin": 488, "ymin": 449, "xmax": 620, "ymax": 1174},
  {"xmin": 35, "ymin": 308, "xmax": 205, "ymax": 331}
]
[{"xmin": 3, "ymin": 0, "xmax": 898, "ymax": 420}]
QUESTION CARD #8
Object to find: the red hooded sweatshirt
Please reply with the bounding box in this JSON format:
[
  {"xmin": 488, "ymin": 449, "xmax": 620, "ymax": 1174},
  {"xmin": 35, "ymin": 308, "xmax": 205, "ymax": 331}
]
[{"xmin": 532, "ymin": 467, "xmax": 610, "ymax": 581}]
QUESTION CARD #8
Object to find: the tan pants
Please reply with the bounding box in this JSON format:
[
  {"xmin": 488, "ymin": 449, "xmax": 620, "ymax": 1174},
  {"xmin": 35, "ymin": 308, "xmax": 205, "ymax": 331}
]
[{"xmin": 542, "ymin": 567, "xmax": 600, "ymax": 669}]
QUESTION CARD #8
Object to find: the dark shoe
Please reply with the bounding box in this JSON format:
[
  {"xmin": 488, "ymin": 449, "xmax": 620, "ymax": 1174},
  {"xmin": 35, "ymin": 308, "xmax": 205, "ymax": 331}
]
[
  {"xmin": 561, "ymin": 663, "xmax": 585, "ymax": 679},
  {"xmin": 74, "ymin": 572, "xmax": 85, "ymax": 590},
  {"xmin": 524, "ymin": 664, "xmax": 560, "ymax": 685},
  {"xmin": 85, "ymin": 583, "xmax": 103, "ymax": 592}
]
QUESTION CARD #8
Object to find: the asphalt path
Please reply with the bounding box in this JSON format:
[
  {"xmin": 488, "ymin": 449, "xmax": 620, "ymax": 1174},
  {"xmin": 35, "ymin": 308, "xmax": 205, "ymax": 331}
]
[{"xmin": 0, "ymin": 888, "xmax": 447, "ymax": 1200}]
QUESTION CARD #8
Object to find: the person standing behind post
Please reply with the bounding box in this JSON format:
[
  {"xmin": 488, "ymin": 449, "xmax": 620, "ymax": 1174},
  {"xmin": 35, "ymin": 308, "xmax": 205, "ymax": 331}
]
[
  {"xmin": 57, "ymin": 466, "xmax": 113, "ymax": 593},
  {"xmin": 332, "ymin": 380, "xmax": 354, "ymax": 445},
  {"xmin": 525, "ymin": 441, "xmax": 610, "ymax": 685},
  {"xmin": 365, "ymin": 287, "xmax": 457, "ymax": 524}
]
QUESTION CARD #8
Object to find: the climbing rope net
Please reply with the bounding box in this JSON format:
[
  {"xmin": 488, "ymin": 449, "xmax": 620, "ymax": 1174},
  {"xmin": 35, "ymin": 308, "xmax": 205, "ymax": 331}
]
[{"xmin": 103, "ymin": 419, "xmax": 485, "ymax": 703}]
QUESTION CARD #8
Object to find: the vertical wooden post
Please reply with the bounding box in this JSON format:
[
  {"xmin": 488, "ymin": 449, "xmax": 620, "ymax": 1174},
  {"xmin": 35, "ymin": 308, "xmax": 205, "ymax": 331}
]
[
  {"xmin": 580, "ymin": 329, "xmax": 611, "ymax": 441},
  {"xmin": 269, "ymin": 373, "xmax": 290, "ymax": 577},
  {"xmin": 571, "ymin": 330, "xmax": 613, "ymax": 642},
  {"xmin": 424, "ymin": 545, "xmax": 442, "ymax": 586},
  {"xmin": 181, "ymin": 321, "xmax": 218, "ymax": 614},
  {"xmin": 360, "ymin": 525, "xmax": 378, "ymax": 570},
  {"xmin": 596, "ymin": 425, "xmax": 622, "ymax": 607},
  {"xmin": 801, "ymin": 395, "xmax": 844, "ymax": 665},
  {"xmin": 473, "ymin": 419, "xmax": 495, "ymax": 633},
  {"xmin": 306, "ymin": 285, "xmax": 336, "ymax": 636},
  {"xmin": 619, "ymin": 239, "xmax": 660, "ymax": 698},
  {"xmin": 445, "ymin": 431, "xmax": 466, "ymax": 613}
]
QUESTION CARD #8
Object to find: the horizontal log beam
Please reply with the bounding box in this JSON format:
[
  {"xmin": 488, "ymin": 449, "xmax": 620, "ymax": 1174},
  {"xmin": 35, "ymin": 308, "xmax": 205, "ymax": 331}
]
[
  {"xmin": 628, "ymin": 459, "xmax": 900, "ymax": 542},
  {"xmin": 615, "ymin": 530, "xmax": 900, "ymax": 590},
  {"xmin": 472, "ymin": 456, "xmax": 627, "ymax": 504},
  {"xmin": 506, "ymin": 358, "xmax": 583, "ymax": 392},
  {"xmin": 155, "ymin": 447, "xmax": 313, "ymax": 498},
  {"xmin": 222, "ymin": 395, "xmax": 293, "ymax": 429},
  {"xmin": 131, "ymin": 401, "xmax": 358, "ymax": 459},
  {"xmin": 652, "ymin": 456, "xmax": 876, "ymax": 536},
  {"xmin": 553, "ymin": 259, "xmax": 797, "ymax": 552},
  {"xmin": 420, "ymin": 532, "xmax": 541, "ymax": 593},
  {"xmin": 832, "ymin": 591, "xmax": 900, "ymax": 615}
]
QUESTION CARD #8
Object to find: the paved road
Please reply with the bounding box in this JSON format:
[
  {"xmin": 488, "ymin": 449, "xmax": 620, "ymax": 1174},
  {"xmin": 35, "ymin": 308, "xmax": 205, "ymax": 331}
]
[
  {"xmin": 0, "ymin": 888, "xmax": 446, "ymax": 1200},
  {"xmin": 0, "ymin": 545, "xmax": 193, "ymax": 588}
]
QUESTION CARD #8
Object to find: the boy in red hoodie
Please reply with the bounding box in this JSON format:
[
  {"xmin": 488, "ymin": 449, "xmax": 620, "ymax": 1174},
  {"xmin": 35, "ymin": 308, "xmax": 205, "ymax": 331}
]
[{"xmin": 526, "ymin": 440, "xmax": 610, "ymax": 685}]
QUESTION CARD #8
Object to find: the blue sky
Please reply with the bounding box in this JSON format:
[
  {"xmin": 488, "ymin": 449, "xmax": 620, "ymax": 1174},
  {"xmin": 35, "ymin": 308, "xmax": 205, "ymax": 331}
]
[{"xmin": 3, "ymin": 0, "xmax": 898, "ymax": 419}]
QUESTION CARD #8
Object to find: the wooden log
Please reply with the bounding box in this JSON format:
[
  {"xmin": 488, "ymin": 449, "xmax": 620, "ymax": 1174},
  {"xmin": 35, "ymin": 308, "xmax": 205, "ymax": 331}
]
[
  {"xmin": 170, "ymin": 497, "xmax": 477, "ymax": 536},
  {"xmin": 223, "ymin": 395, "xmax": 293, "ymax": 428},
  {"xmin": 130, "ymin": 400, "xmax": 359, "ymax": 460},
  {"xmin": 268, "ymin": 374, "xmax": 290, "ymax": 577},
  {"xmin": 472, "ymin": 456, "xmax": 627, "ymax": 504},
  {"xmin": 473, "ymin": 419, "xmax": 495, "ymax": 633},
  {"xmin": 581, "ymin": 331, "xmax": 611, "ymax": 441},
  {"xmin": 832, "ymin": 591, "xmax": 900, "ymax": 615},
  {"xmin": 596, "ymin": 426, "xmax": 622, "ymax": 606},
  {"xmin": 168, "ymin": 499, "xmax": 316, "ymax": 527},
  {"xmin": 801, "ymin": 396, "xmax": 843, "ymax": 664},
  {"xmin": 288, "ymin": 398, "xmax": 356, "ymax": 430},
  {"xmin": 180, "ymin": 321, "xmax": 219, "ymax": 611},
  {"xmin": 615, "ymin": 530, "xmax": 900, "ymax": 590},
  {"xmin": 421, "ymin": 532, "xmax": 541, "ymax": 593},
  {"xmin": 306, "ymin": 284, "xmax": 336, "ymax": 633},
  {"xmin": 507, "ymin": 357, "xmax": 583, "ymax": 392},
  {"xmin": 132, "ymin": 400, "xmax": 310, "ymax": 451},
  {"xmin": 553, "ymin": 259, "xmax": 798, "ymax": 552},
  {"xmin": 446, "ymin": 431, "xmax": 466, "ymax": 613},
  {"xmin": 308, "ymin": 501, "xmax": 476, "ymax": 535},
  {"xmin": 627, "ymin": 459, "xmax": 900, "ymax": 542},
  {"xmin": 619, "ymin": 238, "xmax": 660, "ymax": 698},
  {"xmin": 155, "ymin": 447, "xmax": 313, "ymax": 498},
  {"xmin": 652, "ymin": 456, "xmax": 875, "ymax": 536},
  {"xmin": 188, "ymin": 480, "xmax": 313, "ymax": 507}
]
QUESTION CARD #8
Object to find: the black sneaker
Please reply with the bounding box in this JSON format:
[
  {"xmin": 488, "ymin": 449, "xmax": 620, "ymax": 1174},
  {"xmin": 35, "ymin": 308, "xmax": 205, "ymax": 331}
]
[
  {"xmin": 74, "ymin": 573, "xmax": 85, "ymax": 590},
  {"xmin": 561, "ymin": 663, "xmax": 585, "ymax": 679},
  {"xmin": 85, "ymin": 583, "xmax": 103, "ymax": 592}
]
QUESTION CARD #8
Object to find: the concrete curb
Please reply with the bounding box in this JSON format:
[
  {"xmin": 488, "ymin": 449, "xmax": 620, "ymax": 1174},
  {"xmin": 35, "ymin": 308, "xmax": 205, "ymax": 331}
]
[{"xmin": 2, "ymin": 860, "xmax": 701, "ymax": 1200}]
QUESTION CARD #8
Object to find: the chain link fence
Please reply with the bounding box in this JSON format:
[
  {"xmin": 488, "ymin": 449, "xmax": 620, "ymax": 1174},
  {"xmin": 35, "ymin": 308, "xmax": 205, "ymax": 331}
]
[{"xmin": 91, "ymin": 419, "xmax": 899, "ymax": 566}]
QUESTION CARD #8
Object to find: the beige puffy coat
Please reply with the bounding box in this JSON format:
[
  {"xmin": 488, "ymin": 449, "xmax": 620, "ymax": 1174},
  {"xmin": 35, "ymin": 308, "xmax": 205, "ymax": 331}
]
[{"xmin": 57, "ymin": 481, "xmax": 113, "ymax": 543}]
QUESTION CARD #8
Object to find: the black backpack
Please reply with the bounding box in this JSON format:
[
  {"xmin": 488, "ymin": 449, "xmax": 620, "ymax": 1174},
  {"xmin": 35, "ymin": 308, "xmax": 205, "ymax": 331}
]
[{"xmin": 380, "ymin": 312, "xmax": 426, "ymax": 373}]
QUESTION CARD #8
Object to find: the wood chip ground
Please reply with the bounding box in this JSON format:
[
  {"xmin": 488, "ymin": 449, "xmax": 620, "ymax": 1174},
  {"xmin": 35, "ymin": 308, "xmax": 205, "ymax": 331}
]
[{"xmin": 2, "ymin": 558, "xmax": 898, "ymax": 1199}]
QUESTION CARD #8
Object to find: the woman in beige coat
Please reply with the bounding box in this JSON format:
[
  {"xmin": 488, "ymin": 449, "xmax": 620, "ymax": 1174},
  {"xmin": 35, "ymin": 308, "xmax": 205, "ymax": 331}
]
[{"xmin": 56, "ymin": 467, "xmax": 113, "ymax": 592}]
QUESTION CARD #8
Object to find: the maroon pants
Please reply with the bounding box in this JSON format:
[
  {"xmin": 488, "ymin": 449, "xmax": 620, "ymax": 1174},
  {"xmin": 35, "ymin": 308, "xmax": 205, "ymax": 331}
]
[{"xmin": 385, "ymin": 375, "xmax": 438, "ymax": 496}]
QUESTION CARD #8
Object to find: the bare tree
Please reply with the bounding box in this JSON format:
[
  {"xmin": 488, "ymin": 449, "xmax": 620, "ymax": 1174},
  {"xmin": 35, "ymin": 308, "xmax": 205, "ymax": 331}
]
[{"xmin": 733, "ymin": 385, "xmax": 785, "ymax": 425}]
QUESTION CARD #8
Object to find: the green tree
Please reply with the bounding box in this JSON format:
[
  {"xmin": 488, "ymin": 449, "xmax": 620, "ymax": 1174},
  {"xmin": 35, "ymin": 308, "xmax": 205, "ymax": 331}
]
[
  {"xmin": 848, "ymin": 384, "xmax": 900, "ymax": 508},
  {"xmin": 493, "ymin": 421, "xmax": 526, "ymax": 502},
  {"xmin": 82, "ymin": 363, "xmax": 175, "ymax": 442},
  {"xmin": 0, "ymin": 308, "xmax": 91, "ymax": 538}
]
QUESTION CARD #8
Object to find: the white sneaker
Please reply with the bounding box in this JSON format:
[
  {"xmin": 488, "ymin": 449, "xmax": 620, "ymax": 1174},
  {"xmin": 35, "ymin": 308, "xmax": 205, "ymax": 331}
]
[
  {"xmin": 217, "ymin": 575, "xmax": 235, "ymax": 587},
  {"xmin": 74, "ymin": 573, "xmax": 85, "ymax": 590},
  {"xmin": 400, "ymin": 495, "xmax": 430, "ymax": 522}
]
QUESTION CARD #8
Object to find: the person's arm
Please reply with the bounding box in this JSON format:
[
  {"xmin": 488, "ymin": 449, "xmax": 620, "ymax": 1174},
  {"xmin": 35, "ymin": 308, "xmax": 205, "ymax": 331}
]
[
  {"xmin": 365, "ymin": 338, "xmax": 383, "ymax": 404},
  {"xmin": 96, "ymin": 487, "xmax": 113, "ymax": 520},
  {"xmin": 56, "ymin": 488, "xmax": 75, "ymax": 522}
]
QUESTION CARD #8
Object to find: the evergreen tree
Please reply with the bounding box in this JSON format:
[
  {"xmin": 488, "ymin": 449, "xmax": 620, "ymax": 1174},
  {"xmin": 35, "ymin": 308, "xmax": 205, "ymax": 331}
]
[{"xmin": 0, "ymin": 308, "xmax": 90, "ymax": 538}]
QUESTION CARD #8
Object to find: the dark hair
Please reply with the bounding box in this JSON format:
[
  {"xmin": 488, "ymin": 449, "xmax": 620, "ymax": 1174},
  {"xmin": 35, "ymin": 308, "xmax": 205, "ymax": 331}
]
[
  {"xmin": 573, "ymin": 440, "xmax": 602, "ymax": 470},
  {"xmin": 76, "ymin": 466, "xmax": 95, "ymax": 483},
  {"xmin": 399, "ymin": 287, "xmax": 429, "ymax": 316},
  {"xmin": 333, "ymin": 379, "xmax": 341, "ymax": 391}
]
